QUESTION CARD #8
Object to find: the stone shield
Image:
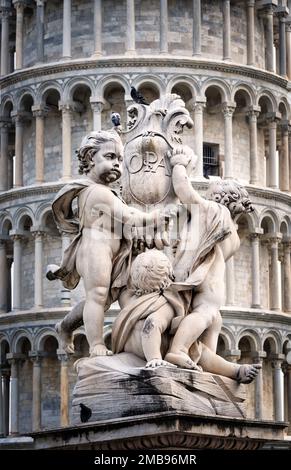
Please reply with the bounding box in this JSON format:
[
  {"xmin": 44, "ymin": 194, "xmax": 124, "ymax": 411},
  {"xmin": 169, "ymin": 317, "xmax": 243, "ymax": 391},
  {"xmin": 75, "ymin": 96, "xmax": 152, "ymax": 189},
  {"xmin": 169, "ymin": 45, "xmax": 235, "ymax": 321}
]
[{"xmin": 122, "ymin": 133, "xmax": 175, "ymax": 209}]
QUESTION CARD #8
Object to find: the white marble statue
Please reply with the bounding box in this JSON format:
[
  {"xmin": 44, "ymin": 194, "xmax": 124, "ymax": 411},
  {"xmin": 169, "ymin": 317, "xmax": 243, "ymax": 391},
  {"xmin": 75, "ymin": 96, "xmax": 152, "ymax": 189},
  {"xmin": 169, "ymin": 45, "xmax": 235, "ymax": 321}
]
[
  {"xmin": 47, "ymin": 130, "xmax": 170, "ymax": 357},
  {"xmin": 50, "ymin": 93, "xmax": 261, "ymax": 388},
  {"xmin": 112, "ymin": 249, "xmax": 260, "ymax": 384}
]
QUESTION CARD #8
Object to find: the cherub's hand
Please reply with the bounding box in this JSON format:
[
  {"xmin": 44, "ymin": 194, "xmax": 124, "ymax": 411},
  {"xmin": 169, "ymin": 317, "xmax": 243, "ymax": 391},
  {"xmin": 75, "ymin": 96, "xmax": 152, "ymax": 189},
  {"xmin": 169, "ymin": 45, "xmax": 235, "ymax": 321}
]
[{"xmin": 167, "ymin": 147, "xmax": 193, "ymax": 168}]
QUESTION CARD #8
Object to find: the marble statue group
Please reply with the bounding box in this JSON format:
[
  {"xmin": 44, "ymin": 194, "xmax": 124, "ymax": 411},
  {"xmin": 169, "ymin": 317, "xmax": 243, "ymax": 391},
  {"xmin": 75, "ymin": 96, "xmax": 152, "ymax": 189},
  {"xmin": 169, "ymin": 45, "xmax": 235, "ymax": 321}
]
[{"xmin": 47, "ymin": 93, "xmax": 261, "ymax": 408}]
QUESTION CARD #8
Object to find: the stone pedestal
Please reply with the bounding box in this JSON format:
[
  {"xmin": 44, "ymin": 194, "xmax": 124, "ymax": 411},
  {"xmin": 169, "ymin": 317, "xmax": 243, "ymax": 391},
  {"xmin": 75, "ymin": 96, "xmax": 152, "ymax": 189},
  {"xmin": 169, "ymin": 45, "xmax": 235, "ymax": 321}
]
[{"xmin": 71, "ymin": 353, "xmax": 246, "ymax": 424}]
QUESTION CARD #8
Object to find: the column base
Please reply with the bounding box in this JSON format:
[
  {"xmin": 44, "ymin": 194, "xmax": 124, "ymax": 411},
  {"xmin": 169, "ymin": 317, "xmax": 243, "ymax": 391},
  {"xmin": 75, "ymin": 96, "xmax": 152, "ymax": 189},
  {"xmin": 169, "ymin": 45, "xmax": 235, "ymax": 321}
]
[
  {"xmin": 125, "ymin": 50, "xmax": 137, "ymax": 57},
  {"xmin": 91, "ymin": 52, "xmax": 102, "ymax": 58},
  {"xmin": 61, "ymin": 56, "xmax": 72, "ymax": 61},
  {"xmin": 251, "ymin": 304, "xmax": 261, "ymax": 309}
]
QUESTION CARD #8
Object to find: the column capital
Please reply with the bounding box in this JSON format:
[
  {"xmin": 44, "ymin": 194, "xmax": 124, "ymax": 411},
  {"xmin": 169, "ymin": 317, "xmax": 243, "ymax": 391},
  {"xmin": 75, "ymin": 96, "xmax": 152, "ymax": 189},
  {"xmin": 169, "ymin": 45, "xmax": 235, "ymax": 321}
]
[
  {"xmin": 221, "ymin": 101, "xmax": 236, "ymax": 116},
  {"xmin": 11, "ymin": 110, "xmax": 31, "ymax": 125},
  {"xmin": 251, "ymin": 351, "xmax": 267, "ymax": 362},
  {"xmin": 271, "ymin": 353, "xmax": 285, "ymax": 368},
  {"xmin": 247, "ymin": 105, "xmax": 261, "ymax": 118},
  {"xmin": 266, "ymin": 111, "xmax": 282, "ymax": 125},
  {"xmin": 57, "ymin": 349, "xmax": 70, "ymax": 362},
  {"xmin": 58, "ymin": 101, "xmax": 72, "ymax": 114},
  {"xmin": 224, "ymin": 349, "xmax": 241, "ymax": 361},
  {"xmin": 31, "ymin": 105, "xmax": 47, "ymax": 118},
  {"xmin": 0, "ymin": 6, "xmax": 12, "ymax": 19},
  {"xmin": 12, "ymin": 0, "xmax": 28, "ymax": 10},
  {"xmin": 9, "ymin": 229, "xmax": 28, "ymax": 241},
  {"xmin": 90, "ymin": 99, "xmax": 104, "ymax": 113},
  {"xmin": 28, "ymin": 351, "xmax": 43, "ymax": 364},
  {"xmin": 0, "ymin": 117, "xmax": 12, "ymax": 129},
  {"xmin": 30, "ymin": 225, "xmax": 46, "ymax": 238},
  {"xmin": 187, "ymin": 97, "xmax": 206, "ymax": 113},
  {"xmin": 247, "ymin": 0, "xmax": 256, "ymax": 6},
  {"xmin": 36, "ymin": 0, "xmax": 46, "ymax": 7},
  {"xmin": 262, "ymin": 232, "xmax": 283, "ymax": 246},
  {"xmin": 249, "ymin": 228, "xmax": 264, "ymax": 241},
  {"xmin": 6, "ymin": 352, "xmax": 25, "ymax": 364},
  {"xmin": 275, "ymin": 6, "xmax": 289, "ymax": 19},
  {"xmin": 257, "ymin": 1, "xmax": 278, "ymax": 13}
]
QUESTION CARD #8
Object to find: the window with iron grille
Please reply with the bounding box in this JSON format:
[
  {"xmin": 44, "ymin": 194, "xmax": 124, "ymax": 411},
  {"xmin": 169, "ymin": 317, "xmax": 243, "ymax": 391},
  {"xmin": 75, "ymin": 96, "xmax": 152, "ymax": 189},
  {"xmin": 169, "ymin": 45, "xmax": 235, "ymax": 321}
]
[{"xmin": 203, "ymin": 143, "xmax": 220, "ymax": 178}]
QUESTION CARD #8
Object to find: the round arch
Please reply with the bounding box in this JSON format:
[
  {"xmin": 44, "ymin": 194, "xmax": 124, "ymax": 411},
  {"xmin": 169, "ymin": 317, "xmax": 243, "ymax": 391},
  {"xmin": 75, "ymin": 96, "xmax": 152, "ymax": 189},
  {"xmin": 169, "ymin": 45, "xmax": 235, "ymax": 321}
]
[
  {"xmin": 11, "ymin": 330, "xmax": 33, "ymax": 354},
  {"xmin": 201, "ymin": 79, "xmax": 231, "ymax": 102}
]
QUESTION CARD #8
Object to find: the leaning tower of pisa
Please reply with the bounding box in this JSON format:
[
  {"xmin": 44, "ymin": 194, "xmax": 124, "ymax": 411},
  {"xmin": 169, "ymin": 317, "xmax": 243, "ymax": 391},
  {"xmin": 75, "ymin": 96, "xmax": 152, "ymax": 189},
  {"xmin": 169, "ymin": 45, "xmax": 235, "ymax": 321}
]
[{"xmin": 0, "ymin": 0, "xmax": 291, "ymax": 441}]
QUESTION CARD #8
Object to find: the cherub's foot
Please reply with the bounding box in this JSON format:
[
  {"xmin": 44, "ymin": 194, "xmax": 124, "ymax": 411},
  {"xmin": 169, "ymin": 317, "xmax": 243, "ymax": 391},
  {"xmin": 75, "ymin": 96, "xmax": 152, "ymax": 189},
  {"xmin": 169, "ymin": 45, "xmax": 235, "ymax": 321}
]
[
  {"xmin": 46, "ymin": 264, "xmax": 60, "ymax": 281},
  {"xmin": 145, "ymin": 358, "xmax": 177, "ymax": 369},
  {"xmin": 89, "ymin": 344, "xmax": 113, "ymax": 357},
  {"xmin": 55, "ymin": 321, "xmax": 75, "ymax": 354},
  {"xmin": 236, "ymin": 363, "xmax": 262, "ymax": 384},
  {"xmin": 164, "ymin": 352, "xmax": 203, "ymax": 371}
]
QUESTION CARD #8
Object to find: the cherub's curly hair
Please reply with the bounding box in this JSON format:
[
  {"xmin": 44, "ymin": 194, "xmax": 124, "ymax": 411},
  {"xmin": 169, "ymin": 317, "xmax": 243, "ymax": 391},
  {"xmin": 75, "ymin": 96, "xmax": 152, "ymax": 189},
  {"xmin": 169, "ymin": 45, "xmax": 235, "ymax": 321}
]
[
  {"xmin": 131, "ymin": 249, "xmax": 174, "ymax": 296},
  {"xmin": 76, "ymin": 130, "xmax": 123, "ymax": 175},
  {"xmin": 206, "ymin": 179, "xmax": 254, "ymax": 214}
]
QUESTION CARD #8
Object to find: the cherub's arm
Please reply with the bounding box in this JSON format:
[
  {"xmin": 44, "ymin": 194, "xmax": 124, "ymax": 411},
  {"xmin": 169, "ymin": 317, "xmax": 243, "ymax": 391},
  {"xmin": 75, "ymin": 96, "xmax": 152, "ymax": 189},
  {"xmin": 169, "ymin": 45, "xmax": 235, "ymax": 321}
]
[
  {"xmin": 172, "ymin": 162, "xmax": 207, "ymax": 207},
  {"xmin": 88, "ymin": 185, "xmax": 159, "ymax": 226}
]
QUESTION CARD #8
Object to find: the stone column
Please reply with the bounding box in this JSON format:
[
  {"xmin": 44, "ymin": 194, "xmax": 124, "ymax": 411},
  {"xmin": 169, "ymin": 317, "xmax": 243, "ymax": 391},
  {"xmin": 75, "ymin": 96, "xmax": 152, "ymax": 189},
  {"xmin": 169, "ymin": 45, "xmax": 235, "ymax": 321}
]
[
  {"xmin": 11, "ymin": 111, "xmax": 25, "ymax": 188},
  {"xmin": 0, "ymin": 239, "xmax": 8, "ymax": 313},
  {"xmin": 286, "ymin": 22, "xmax": 291, "ymax": 80},
  {"xmin": 247, "ymin": 107, "xmax": 260, "ymax": 185},
  {"xmin": 2, "ymin": 369, "xmax": 10, "ymax": 436},
  {"xmin": 222, "ymin": 102, "xmax": 236, "ymax": 179},
  {"xmin": 90, "ymin": 100, "xmax": 103, "ymax": 131},
  {"xmin": 222, "ymin": 0, "xmax": 231, "ymax": 61},
  {"xmin": 282, "ymin": 239, "xmax": 291, "ymax": 312},
  {"xmin": 225, "ymin": 349, "xmax": 240, "ymax": 363},
  {"xmin": 247, "ymin": 0, "xmax": 255, "ymax": 66},
  {"xmin": 286, "ymin": 362, "xmax": 291, "ymax": 430},
  {"xmin": 272, "ymin": 355, "xmax": 285, "ymax": 421},
  {"xmin": 252, "ymin": 351, "xmax": 266, "ymax": 420},
  {"xmin": 268, "ymin": 118, "xmax": 279, "ymax": 189},
  {"xmin": 58, "ymin": 351, "xmax": 69, "ymax": 427},
  {"xmin": 10, "ymin": 231, "xmax": 24, "ymax": 311},
  {"xmin": 192, "ymin": 0, "xmax": 201, "ymax": 56},
  {"xmin": 264, "ymin": 5, "xmax": 275, "ymax": 72},
  {"xmin": 126, "ymin": 0, "xmax": 135, "ymax": 55},
  {"xmin": 62, "ymin": 0, "xmax": 71, "ymax": 59},
  {"xmin": 61, "ymin": 233, "xmax": 71, "ymax": 305},
  {"xmin": 289, "ymin": 129, "xmax": 291, "ymax": 192},
  {"xmin": 32, "ymin": 106, "xmax": 46, "ymax": 184},
  {"xmin": 13, "ymin": 1, "xmax": 25, "ymax": 70},
  {"xmin": 160, "ymin": 0, "xmax": 168, "ymax": 54},
  {"xmin": 249, "ymin": 232, "xmax": 262, "ymax": 308},
  {"xmin": 36, "ymin": 0, "xmax": 45, "ymax": 63},
  {"xmin": 93, "ymin": 0, "xmax": 102, "ymax": 57},
  {"xmin": 29, "ymin": 352, "xmax": 42, "ymax": 431},
  {"xmin": 193, "ymin": 100, "xmax": 205, "ymax": 178},
  {"xmin": 279, "ymin": 122, "xmax": 290, "ymax": 192},
  {"xmin": 59, "ymin": 102, "xmax": 72, "ymax": 181},
  {"xmin": 225, "ymin": 257, "xmax": 235, "ymax": 306},
  {"xmin": 267, "ymin": 235, "xmax": 282, "ymax": 311},
  {"xmin": 278, "ymin": 12, "xmax": 287, "ymax": 77},
  {"xmin": 7, "ymin": 356, "xmax": 20, "ymax": 435},
  {"xmin": 0, "ymin": 5, "xmax": 10, "ymax": 76},
  {"xmin": 31, "ymin": 227, "xmax": 45, "ymax": 309},
  {"xmin": 0, "ymin": 367, "xmax": 3, "ymax": 436},
  {"xmin": 0, "ymin": 120, "xmax": 10, "ymax": 191}
]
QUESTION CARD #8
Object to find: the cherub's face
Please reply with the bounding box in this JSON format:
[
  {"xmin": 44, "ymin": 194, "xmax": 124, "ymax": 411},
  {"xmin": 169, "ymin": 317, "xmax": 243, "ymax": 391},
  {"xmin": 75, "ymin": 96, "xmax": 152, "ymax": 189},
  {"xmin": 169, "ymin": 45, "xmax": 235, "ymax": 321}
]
[{"xmin": 91, "ymin": 141, "xmax": 124, "ymax": 184}]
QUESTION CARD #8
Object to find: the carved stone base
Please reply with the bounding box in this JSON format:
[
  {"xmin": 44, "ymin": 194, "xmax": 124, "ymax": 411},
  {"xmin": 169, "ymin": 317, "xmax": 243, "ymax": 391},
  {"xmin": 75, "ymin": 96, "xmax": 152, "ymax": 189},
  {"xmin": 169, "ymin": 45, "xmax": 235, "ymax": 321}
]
[{"xmin": 72, "ymin": 352, "xmax": 246, "ymax": 424}]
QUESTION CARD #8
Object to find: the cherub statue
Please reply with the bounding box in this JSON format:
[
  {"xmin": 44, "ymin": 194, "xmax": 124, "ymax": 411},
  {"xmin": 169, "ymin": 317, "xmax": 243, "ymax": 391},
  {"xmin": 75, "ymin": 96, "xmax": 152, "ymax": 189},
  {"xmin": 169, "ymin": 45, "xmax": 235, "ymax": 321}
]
[
  {"xmin": 111, "ymin": 249, "xmax": 261, "ymax": 384},
  {"xmin": 47, "ymin": 130, "xmax": 170, "ymax": 357}
]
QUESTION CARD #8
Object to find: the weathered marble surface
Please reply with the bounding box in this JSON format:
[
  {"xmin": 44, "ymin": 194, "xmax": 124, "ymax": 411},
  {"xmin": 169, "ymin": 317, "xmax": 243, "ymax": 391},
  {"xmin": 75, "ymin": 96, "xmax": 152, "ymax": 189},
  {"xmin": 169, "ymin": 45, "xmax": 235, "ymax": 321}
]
[{"xmin": 72, "ymin": 352, "xmax": 246, "ymax": 424}]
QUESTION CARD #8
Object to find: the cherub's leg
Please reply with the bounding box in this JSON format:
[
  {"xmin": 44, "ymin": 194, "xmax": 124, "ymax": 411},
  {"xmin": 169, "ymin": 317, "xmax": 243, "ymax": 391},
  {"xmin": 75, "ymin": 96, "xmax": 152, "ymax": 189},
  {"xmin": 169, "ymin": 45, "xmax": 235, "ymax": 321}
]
[
  {"xmin": 55, "ymin": 300, "xmax": 85, "ymax": 354},
  {"xmin": 199, "ymin": 344, "xmax": 262, "ymax": 383},
  {"xmin": 77, "ymin": 249, "xmax": 112, "ymax": 357},
  {"xmin": 141, "ymin": 306, "xmax": 175, "ymax": 368},
  {"xmin": 199, "ymin": 311, "xmax": 222, "ymax": 352},
  {"xmin": 165, "ymin": 297, "xmax": 217, "ymax": 369}
]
